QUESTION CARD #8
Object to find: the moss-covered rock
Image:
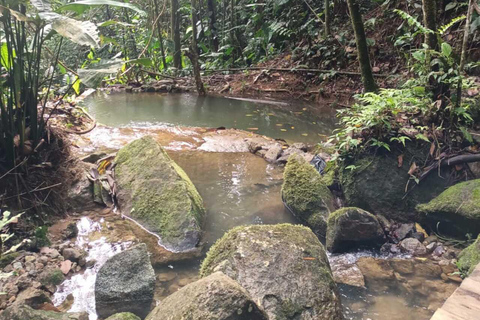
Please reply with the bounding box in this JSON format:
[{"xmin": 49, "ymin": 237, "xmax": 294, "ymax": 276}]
[
  {"xmin": 0, "ymin": 305, "xmax": 87, "ymax": 320},
  {"xmin": 457, "ymin": 235, "xmax": 480, "ymax": 276},
  {"xmin": 326, "ymin": 207, "xmax": 385, "ymax": 253},
  {"xmin": 339, "ymin": 144, "xmax": 451, "ymax": 222},
  {"xmin": 39, "ymin": 268, "xmax": 65, "ymax": 287},
  {"xmin": 146, "ymin": 272, "xmax": 268, "ymax": 320},
  {"xmin": 281, "ymin": 155, "xmax": 335, "ymax": 237},
  {"xmin": 0, "ymin": 252, "xmax": 20, "ymax": 269},
  {"xmin": 200, "ymin": 224, "xmax": 343, "ymax": 320},
  {"xmin": 105, "ymin": 313, "xmax": 141, "ymax": 320},
  {"xmin": 114, "ymin": 136, "xmax": 205, "ymax": 251},
  {"xmin": 417, "ymin": 179, "xmax": 480, "ymax": 237}
]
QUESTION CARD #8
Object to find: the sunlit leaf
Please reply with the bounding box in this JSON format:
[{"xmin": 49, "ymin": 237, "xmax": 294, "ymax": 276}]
[{"xmin": 59, "ymin": 0, "xmax": 146, "ymax": 16}]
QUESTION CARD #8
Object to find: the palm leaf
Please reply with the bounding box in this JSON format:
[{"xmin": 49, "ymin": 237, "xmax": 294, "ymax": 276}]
[{"xmin": 59, "ymin": 0, "xmax": 146, "ymax": 16}]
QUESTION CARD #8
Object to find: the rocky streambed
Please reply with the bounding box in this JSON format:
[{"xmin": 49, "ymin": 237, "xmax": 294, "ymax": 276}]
[{"xmin": 1, "ymin": 94, "xmax": 479, "ymax": 320}]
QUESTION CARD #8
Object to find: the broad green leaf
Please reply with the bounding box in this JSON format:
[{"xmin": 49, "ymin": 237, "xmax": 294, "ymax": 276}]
[
  {"xmin": 72, "ymin": 77, "xmax": 81, "ymax": 95},
  {"xmin": 126, "ymin": 58, "xmax": 153, "ymax": 67},
  {"xmin": 1, "ymin": 43, "xmax": 11, "ymax": 69},
  {"xmin": 441, "ymin": 42, "xmax": 452, "ymax": 58},
  {"xmin": 77, "ymin": 59, "xmax": 123, "ymax": 87},
  {"xmin": 40, "ymin": 12, "xmax": 100, "ymax": 47},
  {"xmin": 59, "ymin": 0, "xmax": 146, "ymax": 16}
]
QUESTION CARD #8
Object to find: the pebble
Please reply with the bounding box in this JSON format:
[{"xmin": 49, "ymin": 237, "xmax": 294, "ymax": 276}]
[
  {"xmin": 12, "ymin": 262, "xmax": 22, "ymax": 270},
  {"xmin": 24, "ymin": 255, "xmax": 36, "ymax": 263}
]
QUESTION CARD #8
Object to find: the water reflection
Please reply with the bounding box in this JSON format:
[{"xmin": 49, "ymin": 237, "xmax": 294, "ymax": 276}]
[{"xmin": 84, "ymin": 92, "xmax": 336, "ymax": 143}]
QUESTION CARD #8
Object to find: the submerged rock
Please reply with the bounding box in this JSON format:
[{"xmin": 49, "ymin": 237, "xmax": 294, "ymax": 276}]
[
  {"xmin": 114, "ymin": 136, "xmax": 205, "ymax": 251},
  {"xmin": 200, "ymin": 224, "xmax": 343, "ymax": 320},
  {"xmin": 95, "ymin": 243, "xmax": 155, "ymax": 319},
  {"xmin": 326, "ymin": 207, "xmax": 385, "ymax": 253},
  {"xmin": 282, "ymin": 155, "xmax": 335, "ymax": 237},
  {"xmin": 417, "ymin": 179, "xmax": 480, "ymax": 237},
  {"xmin": 0, "ymin": 305, "xmax": 87, "ymax": 320},
  {"xmin": 146, "ymin": 272, "xmax": 268, "ymax": 320},
  {"xmin": 457, "ymin": 234, "xmax": 480, "ymax": 275},
  {"xmin": 400, "ymin": 238, "xmax": 427, "ymax": 256},
  {"xmin": 339, "ymin": 144, "xmax": 451, "ymax": 222}
]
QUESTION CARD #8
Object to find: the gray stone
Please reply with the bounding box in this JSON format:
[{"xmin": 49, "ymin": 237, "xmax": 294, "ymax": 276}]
[
  {"xmin": 95, "ymin": 243, "xmax": 155, "ymax": 319},
  {"xmin": 200, "ymin": 224, "xmax": 343, "ymax": 320},
  {"xmin": 105, "ymin": 313, "xmax": 141, "ymax": 320},
  {"xmin": 400, "ymin": 238, "xmax": 427, "ymax": 256},
  {"xmin": 264, "ymin": 145, "xmax": 283, "ymax": 163},
  {"xmin": 326, "ymin": 207, "xmax": 385, "ymax": 253},
  {"xmin": 62, "ymin": 248, "xmax": 82, "ymax": 262},
  {"xmin": 146, "ymin": 272, "xmax": 268, "ymax": 320}
]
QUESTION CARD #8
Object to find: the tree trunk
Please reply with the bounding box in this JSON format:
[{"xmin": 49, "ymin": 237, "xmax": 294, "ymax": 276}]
[
  {"xmin": 154, "ymin": 0, "xmax": 168, "ymax": 69},
  {"xmin": 456, "ymin": 0, "xmax": 474, "ymax": 106},
  {"xmin": 190, "ymin": 0, "xmax": 206, "ymax": 95},
  {"xmin": 346, "ymin": 0, "xmax": 377, "ymax": 92},
  {"xmin": 207, "ymin": 0, "xmax": 219, "ymax": 51},
  {"xmin": 171, "ymin": 0, "xmax": 182, "ymax": 69},
  {"xmin": 324, "ymin": 0, "xmax": 331, "ymax": 37},
  {"xmin": 422, "ymin": 0, "xmax": 437, "ymax": 50}
]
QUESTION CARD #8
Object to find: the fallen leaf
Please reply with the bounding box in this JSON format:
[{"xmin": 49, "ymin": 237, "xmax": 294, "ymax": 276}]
[
  {"xmin": 408, "ymin": 162, "xmax": 417, "ymax": 175},
  {"xmin": 303, "ymin": 257, "xmax": 316, "ymax": 260},
  {"xmin": 301, "ymin": 133, "xmax": 308, "ymax": 136},
  {"xmin": 291, "ymin": 126, "xmax": 295, "ymax": 129},
  {"xmin": 245, "ymin": 114, "xmax": 253, "ymax": 117},
  {"xmin": 429, "ymin": 142, "xmax": 435, "ymax": 156},
  {"xmin": 247, "ymin": 128, "xmax": 258, "ymax": 131},
  {"xmin": 397, "ymin": 154, "xmax": 404, "ymax": 168},
  {"xmin": 280, "ymin": 129, "xmax": 287, "ymax": 132},
  {"xmin": 276, "ymin": 124, "xmax": 283, "ymax": 127},
  {"xmin": 302, "ymin": 108, "xmax": 307, "ymax": 111}
]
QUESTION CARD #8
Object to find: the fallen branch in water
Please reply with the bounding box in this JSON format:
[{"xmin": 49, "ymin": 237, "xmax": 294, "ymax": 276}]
[{"xmin": 203, "ymin": 67, "xmax": 390, "ymax": 77}]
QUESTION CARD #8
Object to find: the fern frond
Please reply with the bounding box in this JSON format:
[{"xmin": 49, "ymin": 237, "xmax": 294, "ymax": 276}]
[
  {"xmin": 438, "ymin": 15, "xmax": 466, "ymax": 35},
  {"xmin": 394, "ymin": 9, "xmax": 434, "ymax": 35}
]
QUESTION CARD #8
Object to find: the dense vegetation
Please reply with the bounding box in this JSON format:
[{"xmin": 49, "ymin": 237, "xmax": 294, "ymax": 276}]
[{"xmin": 0, "ymin": 0, "xmax": 479, "ymax": 250}]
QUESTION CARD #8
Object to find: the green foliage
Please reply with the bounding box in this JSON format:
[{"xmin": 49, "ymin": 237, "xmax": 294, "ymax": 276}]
[
  {"xmin": 332, "ymin": 88, "xmax": 431, "ymax": 158},
  {"xmin": 33, "ymin": 226, "xmax": 51, "ymax": 249},
  {"xmin": 0, "ymin": 211, "xmax": 25, "ymax": 256}
]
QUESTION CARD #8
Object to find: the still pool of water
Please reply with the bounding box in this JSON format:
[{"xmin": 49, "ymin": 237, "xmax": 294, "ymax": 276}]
[{"xmin": 84, "ymin": 92, "xmax": 336, "ymax": 144}]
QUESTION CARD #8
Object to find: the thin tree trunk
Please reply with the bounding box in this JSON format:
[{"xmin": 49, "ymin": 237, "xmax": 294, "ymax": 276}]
[
  {"xmin": 207, "ymin": 0, "xmax": 219, "ymax": 51},
  {"xmin": 153, "ymin": 0, "xmax": 168, "ymax": 69},
  {"xmin": 190, "ymin": 0, "xmax": 206, "ymax": 95},
  {"xmin": 346, "ymin": 0, "xmax": 377, "ymax": 92},
  {"xmin": 171, "ymin": 0, "xmax": 182, "ymax": 69},
  {"xmin": 456, "ymin": 0, "xmax": 474, "ymax": 106},
  {"xmin": 123, "ymin": 8, "xmax": 138, "ymax": 58},
  {"xmin": 324, "ymin": 0, "xmax": 331, "ymax": 37},
  {"xmin": 422, "ymin": 0, "xmax": 438, "ymax": 50}
]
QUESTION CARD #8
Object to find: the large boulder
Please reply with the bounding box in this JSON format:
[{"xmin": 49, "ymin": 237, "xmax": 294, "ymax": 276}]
[
  {"xmin": 95, "ymin": 243, "xmax": 155, "ymax": 319},
  {"xmin": 326, "ymin": 207, "xmax": 385, "ymax": 253},
  {"xmin": 281, "ymin": 155, "xmax": 335, "ymax": 237},
  {"xmin": 0, "ymin": 305, "xmax": 87, "ymax": 320},
  {"xmin": 200, "ymin": 224, "xmax": 343, "ymax": 320},
  {"xmin": 339, "ymin": 144, "xmax": 451, "ymax": 222},
  {"xmin": 146, "ymin": 272, "xmax": 268, "ymax": 320},
  {"xmin": 417, "ymin": 179, "xmax": 480, "ymax": 237},
  {"xmin": 457, "ymin": 234, "xmax": 480, "ymax": 276},
  {"xmin": 114, "ymin": 136, "xmax": 205, "ymax": 251}
]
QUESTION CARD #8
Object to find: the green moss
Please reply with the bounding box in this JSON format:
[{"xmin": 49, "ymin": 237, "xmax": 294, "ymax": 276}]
[
  {"xmin": 114, "ymin": 136, "xmax": 206, "ymax": 250},
  {"xmin": 281, "ymin": 155, "xmax": 334, "ymax": 236},
  {"xmin": 457, "ymin": 235, "xmax": 480, "ymax": 276},
  {"xmin": 31, "ymin": 226, "xmax": 51, "ymax": 250},
  {"xmin": 278, "ymin": 299, "xmax": 303, "ymax": 319},
  {"xmin": 0, "ymin": 252, "xmax": 20, "ymax": 269},
  {"xmin": 417, "ymin": 179, "xmax": 480, "ymax": 220},
  {"xmin": 40, "ymin": 268, "xmax": 65, "ymax": 286},
  {"xmin": 200, "ymin": 224, "xmax": 332, "ymax": 280},
  {"xmin": 105, "ymin": 312, "xmax": 141, "ymax": 320}
]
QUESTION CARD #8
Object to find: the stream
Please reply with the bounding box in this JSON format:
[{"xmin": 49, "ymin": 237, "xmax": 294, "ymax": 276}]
[{"xmin": 54, "ymin": 92, "xmax": 455, "ymax": 320}]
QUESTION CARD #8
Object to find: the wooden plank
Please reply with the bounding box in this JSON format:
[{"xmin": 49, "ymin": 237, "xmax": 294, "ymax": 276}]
[{"xmin": 430, "ymin": 264, "xmax": 480, "ymax": 320}]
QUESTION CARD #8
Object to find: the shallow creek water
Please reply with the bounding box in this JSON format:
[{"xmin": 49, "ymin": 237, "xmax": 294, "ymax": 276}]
[
  {"xmin": 56, "ymin": 93, "xmax": 455, "ymax": 319},
  {"xmin": 84, "ymin": 92, "xmax": 336, "ymax": 144}
]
